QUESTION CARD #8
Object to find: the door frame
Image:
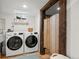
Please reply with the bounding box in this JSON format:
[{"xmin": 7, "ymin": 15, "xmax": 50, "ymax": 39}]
[{"xmin": 40, "ymin": 0, "xmax": 66, "ymax": 55}]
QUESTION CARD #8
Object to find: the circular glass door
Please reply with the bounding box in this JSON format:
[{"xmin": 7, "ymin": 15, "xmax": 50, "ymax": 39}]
[
  {"xmin": 25, "ymin": 35, "xmax": 38, "ymax": 48},
  {"xmin": 7, "ymin": 36, "xmax": 23, "ymax": 50}
]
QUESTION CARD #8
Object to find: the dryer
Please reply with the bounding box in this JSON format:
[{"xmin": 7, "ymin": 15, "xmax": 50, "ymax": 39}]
[
  {"xmin": 5, "ymin": 32, "xmax": 24, "ymax": 56},
  {"xmin": 24, "ymin": 32, "xmax": 39, "ymax": 53}
]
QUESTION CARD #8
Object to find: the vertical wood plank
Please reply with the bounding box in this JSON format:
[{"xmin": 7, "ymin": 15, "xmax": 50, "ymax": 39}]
[
  {"xmin": 40, "ymin": 11, "xmax": 45, "ymax": 54},
  {"xmin": 59, "ymin": 0, "xmax": 66, "ymax": 55}
]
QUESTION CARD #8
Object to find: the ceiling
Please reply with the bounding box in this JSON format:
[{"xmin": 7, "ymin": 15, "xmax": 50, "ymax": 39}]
[{"xmin": 0, "ymin": 0, "xmax": 48, "ymax": 16}]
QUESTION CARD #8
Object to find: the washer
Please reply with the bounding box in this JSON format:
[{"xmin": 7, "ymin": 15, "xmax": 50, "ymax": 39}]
[
  {"xmin": 5, "ymin": 32, "xmax": 24, "ymax": 56},
  {"xmin": 24, "ymin": 32, "xmax": 39, "ymax": 53}
]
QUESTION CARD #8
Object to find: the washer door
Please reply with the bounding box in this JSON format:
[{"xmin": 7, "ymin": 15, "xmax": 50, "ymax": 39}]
[
  {"xmin": 25, "ymin": 35, "xmax": 38, "ymax": 48},
  {"xmin": 7, "ymin": 36, "xmax": 23, "ymax": 50}
]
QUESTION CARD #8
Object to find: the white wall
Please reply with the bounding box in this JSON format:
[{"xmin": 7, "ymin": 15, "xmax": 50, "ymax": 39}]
[
  {"xmin": 35, "ymin": 10, "xmax": 41, "ymax": 34},
  {"xmin": 0, "ymin": 13, "xmax": 35, "ymax": 32},
  {"xmin": 67, "ymin": 0, "xmax": 71, "ymax": 58},
  {"xmin": 0, "ymin": 18, "xmax": 5, "ymax": 43},
  {"xmin": 67, "ymin": 0, "xmax": 79, "ymax": 59}
]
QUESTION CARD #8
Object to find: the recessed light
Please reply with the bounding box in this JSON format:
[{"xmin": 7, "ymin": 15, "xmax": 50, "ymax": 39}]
[
  {"xmin": 57, "ymin": 7, "xmax": 60, "ymax": 11},
  {"xmin": 23, "ymin": 5, "xmax": 28, "ymax": 8}
]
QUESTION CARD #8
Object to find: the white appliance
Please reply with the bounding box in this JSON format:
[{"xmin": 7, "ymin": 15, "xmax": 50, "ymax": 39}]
[
  {"xmin": 5, "ymin": 32, "xmax": 24, "ymax": 56},
  {"xmin": 24, "ymin": 32, "xmax": 39, "ymax": 53}
]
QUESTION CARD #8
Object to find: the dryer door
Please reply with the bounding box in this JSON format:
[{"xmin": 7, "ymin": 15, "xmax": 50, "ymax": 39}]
[
  {"xmin": 25, "ymin": 35, "xmax": 38, "ymax": 48},
  {"xmin": 7, "ymin": 36, "xmax": 23, "ymax": 50}
]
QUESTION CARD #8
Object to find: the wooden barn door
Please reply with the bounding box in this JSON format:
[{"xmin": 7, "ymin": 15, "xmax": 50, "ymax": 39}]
[
  {"xmin": 44, "ymin": 17, "xmax": 51, "ymax": 54},
  {"xmin": 44, "ymin": 14, "xmax": 59, "ymax": 54}
]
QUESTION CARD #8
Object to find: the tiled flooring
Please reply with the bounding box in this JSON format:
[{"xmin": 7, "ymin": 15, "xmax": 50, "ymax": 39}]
[{"xmin": 0, "ymin": 53, "xmax": 50, "ymax": 59}]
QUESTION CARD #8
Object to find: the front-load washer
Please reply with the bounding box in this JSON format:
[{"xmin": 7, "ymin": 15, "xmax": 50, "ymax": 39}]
[
  {"xmin": 24, "ymin": 32, "xmax": 39, "ymax": 53},
  {"xmin": 5, "ymin": 32, "xmax": 24, "ymax": 56}
]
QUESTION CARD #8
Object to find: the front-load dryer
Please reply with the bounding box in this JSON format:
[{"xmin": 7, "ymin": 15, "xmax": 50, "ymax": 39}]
[
  {"xmin": 24, "ymin": 32, "xmax": 39, "ymax": 53},
  {"xmin": 5, "ymin": 32, "xmax": 23, "ymax": 56}
]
